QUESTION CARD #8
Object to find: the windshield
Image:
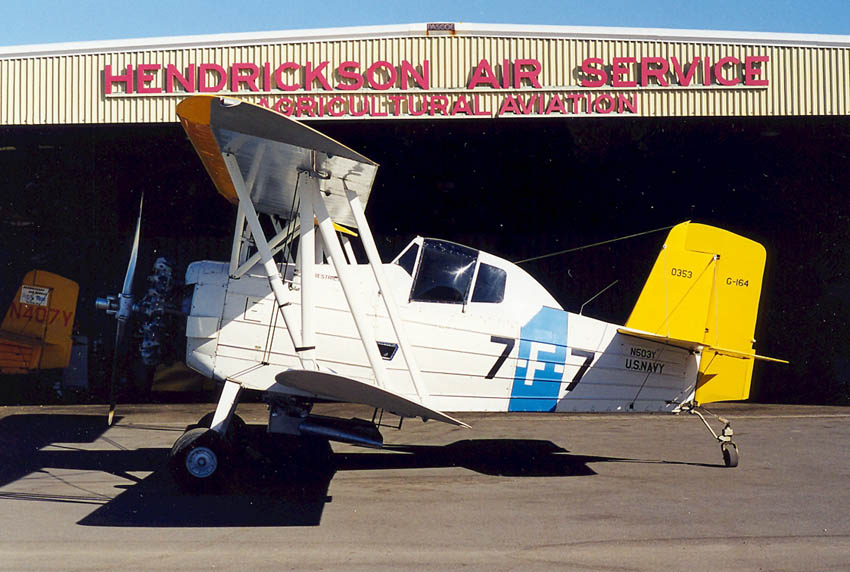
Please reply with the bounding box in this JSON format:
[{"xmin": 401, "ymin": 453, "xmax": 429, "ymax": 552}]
[{"xmin": 410, "ymin": 239, "xmax": 478, "ymax": 303}]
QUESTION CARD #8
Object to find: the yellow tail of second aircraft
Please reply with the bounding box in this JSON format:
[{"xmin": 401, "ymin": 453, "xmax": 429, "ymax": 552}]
[
  {"xmin": 624, "ymin": 222, "xmax": 784, "ymax": 404},
  {"xmin": 0, "ymin": 270, "xmax": 79, "ymax": 374}
]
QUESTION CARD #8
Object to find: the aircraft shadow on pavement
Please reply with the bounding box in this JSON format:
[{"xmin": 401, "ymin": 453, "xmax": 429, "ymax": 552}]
[{"xmin": 0, "ymin": 415, "xmax": 715, "ymax": 528}]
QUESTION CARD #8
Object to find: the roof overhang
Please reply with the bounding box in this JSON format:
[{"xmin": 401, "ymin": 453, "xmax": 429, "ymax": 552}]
[{"xmin": 3, "ymin": 22, "xmax": 850, "ymax": 59}]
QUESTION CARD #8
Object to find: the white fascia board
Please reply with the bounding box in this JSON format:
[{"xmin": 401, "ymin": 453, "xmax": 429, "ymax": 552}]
[
  {"xmin": 453, "ymin": 23, "xmax": 850, "ymax": 48},
  {"xmin": 2, "ymin": 22, "xmax": 850, "ymax": 59},
  {"xmin": 0, "ymin": 23, "xmax": 424, "ymax": 58}
]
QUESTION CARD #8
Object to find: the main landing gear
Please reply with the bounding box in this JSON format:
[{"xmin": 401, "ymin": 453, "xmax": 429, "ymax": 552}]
[
  {"xmin": 167, "ymin": 380, "xmax": 246, "ymax": 491},
  {"xmin": 684, "ymin": 403, "xmax": 739, "ymax": 468},
  {"xmin": 168, "ymin": 412, "xmax": 247, "ymax": 491},
  {"xmin": 167, "ymin": 380, "xmax": 381, "ymax": 491}
]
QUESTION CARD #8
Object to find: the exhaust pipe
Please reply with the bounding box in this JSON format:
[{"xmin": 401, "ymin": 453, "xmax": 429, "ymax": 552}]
[{"xmin": 298, "ymin": 415, "xmax": 384, "ymax": 448}]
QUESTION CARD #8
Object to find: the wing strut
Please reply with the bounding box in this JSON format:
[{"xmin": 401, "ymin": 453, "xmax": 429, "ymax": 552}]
[
  {"xmin": 222, "ymin": 152, "xmax": 307, "ymax": 367},
  {"xmin": 222, "ymin": 154, "xmax": 428, "ymax": 399},
  {"xmin": 343, "ymin": 186, "xmax": 427, "ymax": 400},
  {"xmin": 310, "ymin": 182, "xmax": 391, "ymax": 389},
  {"xmin": 228, "ymin": 203, "xmax": 248, "ymax": 276},
  {"xmin": 297, "ymin": 171, "xmax": 317, "ymax": 371}
]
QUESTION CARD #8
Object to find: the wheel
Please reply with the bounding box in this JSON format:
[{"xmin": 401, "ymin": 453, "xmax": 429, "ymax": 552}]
[
  {"xmin": 721, "ymin": 442, "xmax": 739, "ymax": 468},
  {"xmin": 168, "ymin": 427, "xmax": 229, "ymax": 491}
]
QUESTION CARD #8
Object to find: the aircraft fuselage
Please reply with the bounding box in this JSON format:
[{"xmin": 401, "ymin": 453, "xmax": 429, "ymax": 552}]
[{"xmin": 184, "ymin": 238, "xmax": 696, "ymax": 414}]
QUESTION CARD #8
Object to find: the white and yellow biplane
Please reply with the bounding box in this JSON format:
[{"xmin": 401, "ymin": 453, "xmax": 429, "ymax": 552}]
[{"xmin": 100, "ymin": 95, "xmax": 784, "ymax": 489}]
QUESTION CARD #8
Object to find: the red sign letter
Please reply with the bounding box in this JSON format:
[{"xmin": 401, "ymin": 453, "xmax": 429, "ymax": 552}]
[
  {"xmin": 366, "ymin": 61, "xmax": 397, "ymax": 90},
  {"xmin": 336, "ymin": 61, "xmax": 363, "ymax": 90},
  {"xmin": 744, "ymin": 55, "xmax": 770, "ymax": 86},
  {"xmin": 467, "ymin": 59, "xmax": 501, "ymax": 89},
  {"xmin": 104, "ymin": 65, "xmax": 134, "ymax": 95},
  {"xmin": 400, "ymin": 60, "xmax": 429, "ymax": 90},
  {"xmin": 611, "ymin": 57, "xmax": 636, "ymax": 87},
  {"xmin": 274, "ymin": 63, "xmax": 300, "ymax": 91},
  {"xmin": 305, "ymin": 61, "xmax": 332, "ymax": 91},
  {"xmin": 513, "ymin": 59, "xmax": 542, "ymax": 88},
  {"xmin": 136, "ymin": 64, "xmax": 161, "ymax": 94},
  {"xmin": 640, "ymin": 57, "xmax": 669, "ymax": 87},
  {"xmin": 166, "ymin": 64, "xmax": 195, "ymax": 93},
  {"xmin": 671, "ymin": 56, "xmax": 700, "ymax": 87},
  {"xmin": 199, "ymin": 64, "xmax": 227, "ymax": 92},
  {"xmin": 580, "ymin": 58, "xmax": 607, "ymax": 88},
  {"xmin": 714, "ymin": 56, "xmax": 741, "ymax": 86},
  {"xmin": 230, "ymin": 63, "xmax": 260, "ymax": 92}
]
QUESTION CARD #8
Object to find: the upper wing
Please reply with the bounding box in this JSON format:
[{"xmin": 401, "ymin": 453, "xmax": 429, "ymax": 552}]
[
  {"xmin": 276, "ymin": 369, "xmax": 470, "ymax": 428},
  {"xmin": 176, "ymin": 95, "xmax": 378, "ymax": 228}
]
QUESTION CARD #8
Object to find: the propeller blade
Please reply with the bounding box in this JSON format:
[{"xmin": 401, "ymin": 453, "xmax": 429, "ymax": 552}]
[
  {"xmin": 109, "ymin": 193, "xmax": 143, "ymax": 426},
  {"xmin": 122, "ymin": 194, "xmax": 143, "ymax": 297},
  {"xmin": 107, "ymin": 319, "xmax": 126, "ymax": 426}
]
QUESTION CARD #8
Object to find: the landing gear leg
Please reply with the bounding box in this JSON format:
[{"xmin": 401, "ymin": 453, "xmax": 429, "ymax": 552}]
[
  {"xmin": 684, "ymin": 403, "xmax": 739, "ymax": 468},
  {"xmin": 208, "ymin": 380, "xmax": 243, "ymax": 435}
]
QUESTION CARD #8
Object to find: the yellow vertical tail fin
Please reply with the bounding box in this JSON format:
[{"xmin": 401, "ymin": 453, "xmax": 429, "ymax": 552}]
[
  {"xmin": 0, "ymin": 270, "xmax": 79, "ymax": 373},
  {"xmin": 625, "ymin": 222, "xmax": 767, "ymax": 404}
]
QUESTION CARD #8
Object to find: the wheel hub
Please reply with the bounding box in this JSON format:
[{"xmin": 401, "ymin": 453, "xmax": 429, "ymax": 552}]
[{"xmin": 185, "ymin": 446, "xmax": 218, "ymax": 478}]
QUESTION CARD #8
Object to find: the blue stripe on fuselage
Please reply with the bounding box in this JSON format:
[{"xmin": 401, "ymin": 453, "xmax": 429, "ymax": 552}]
[{"xmin": 508, "ymin": 307, "xmax": 568, "ymax": 412}]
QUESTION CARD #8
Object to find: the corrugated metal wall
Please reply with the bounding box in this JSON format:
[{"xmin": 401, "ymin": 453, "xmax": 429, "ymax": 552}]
[{"xmin": 2, "ymin": 33, "xmax": 849, "ymax": 124}]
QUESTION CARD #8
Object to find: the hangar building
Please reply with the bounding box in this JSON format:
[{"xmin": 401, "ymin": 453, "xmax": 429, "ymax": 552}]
[{"xmin": 1, "ymin": 23, "xmax": 848, "ymax": 403}]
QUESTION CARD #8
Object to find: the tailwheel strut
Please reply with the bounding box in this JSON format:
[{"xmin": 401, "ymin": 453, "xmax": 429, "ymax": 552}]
[{"xmin": 684, "ymin": 403, "xmax": 739, "ymax": 468}]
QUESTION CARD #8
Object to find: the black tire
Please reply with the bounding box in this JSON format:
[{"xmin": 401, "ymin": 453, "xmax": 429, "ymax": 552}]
[
  {"xmin": 721, "ymin": 442, "xmax": 739, "ymax": 468},
  {"xmin": 169, "ymin": 427, "xmax": 229, "ymax": 491},
  {"xmin": 196, "ymin": 411, "xmax": 247, "ymax": 445}
]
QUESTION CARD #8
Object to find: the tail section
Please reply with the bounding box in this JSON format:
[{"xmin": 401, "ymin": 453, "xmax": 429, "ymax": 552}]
[
  {"xmin": 625, "ymin": 222, "xmax": 775, "ymax": 404},
  {"xmin": 0, "ymin": 270, "xmax": 79, "ymax": 373}
]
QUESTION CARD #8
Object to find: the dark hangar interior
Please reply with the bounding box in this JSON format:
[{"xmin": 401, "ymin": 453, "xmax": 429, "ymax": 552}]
[{"xmin": 0, "ymin": 115, "xmax": 847, "ymax": 403}]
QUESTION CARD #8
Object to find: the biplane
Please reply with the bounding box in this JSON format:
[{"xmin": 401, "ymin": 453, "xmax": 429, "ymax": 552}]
[
  {"xmin": 0, "ymin": 270, "xmax": 78, "ymax": 375},
  {"xmin": 99, "ymin": 95, "xmax": 784, "ymax": 489}
]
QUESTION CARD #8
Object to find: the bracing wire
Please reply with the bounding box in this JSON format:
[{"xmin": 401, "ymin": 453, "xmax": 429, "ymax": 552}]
[{"xmin": 513, "ymin": 224, "xmax": 676, "ymax": 265}]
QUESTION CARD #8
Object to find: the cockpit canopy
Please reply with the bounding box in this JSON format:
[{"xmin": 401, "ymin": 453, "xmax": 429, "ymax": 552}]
[
  {"xmin": 393, "ymin": 238, "xmax": 559, "ymax": 313},
  {"xmin": 400, "ymin": 239, "xmax": 507, "ymax": 304}
]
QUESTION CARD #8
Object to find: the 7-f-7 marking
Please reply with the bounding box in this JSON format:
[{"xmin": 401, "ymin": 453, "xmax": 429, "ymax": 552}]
[
  {"xmin": 486, "ymin": 336, "xmax": 515, "ymax": 379},
  {"xmin": 487, "ymin": 337, "xmax": 595, "ymax": 392},
  {"xmin": 566, "ymin": 348, "xmax": 595, "ymax": 392}
]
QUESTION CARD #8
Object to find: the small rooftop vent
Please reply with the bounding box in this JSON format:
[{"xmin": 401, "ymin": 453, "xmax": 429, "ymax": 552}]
[{"xmin": 426, "ymin": 23, "xmax": 456, "ymax": 35}]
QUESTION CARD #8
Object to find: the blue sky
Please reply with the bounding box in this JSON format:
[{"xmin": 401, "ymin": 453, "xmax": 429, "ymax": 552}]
[{"xmin": 0, "ymin": 0, "xmax": 848, "ymax": 46}]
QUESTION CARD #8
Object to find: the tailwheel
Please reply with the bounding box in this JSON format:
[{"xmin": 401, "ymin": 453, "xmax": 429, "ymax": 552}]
[
  {"xmin": 169, "ymin": 427, "xmax": 230, "ymax": 491},
  {"xmin": 684, "ymin": 403, "xmax": 740, "ymax": 468},
  {"xmin": 721, "ymin": 441, "xmax": 739, "ymax": 468}
]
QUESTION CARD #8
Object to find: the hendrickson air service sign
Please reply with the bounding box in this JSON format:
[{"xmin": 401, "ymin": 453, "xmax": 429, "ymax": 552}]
[{"xmin": 102, "ymin": 54, "xmax": 769, "ymax": 119}]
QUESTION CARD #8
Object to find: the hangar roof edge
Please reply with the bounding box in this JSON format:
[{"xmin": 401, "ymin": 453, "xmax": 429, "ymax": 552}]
[{"xmin": 2, "ymin": 22, "xmax": 850, "ymax": 59}]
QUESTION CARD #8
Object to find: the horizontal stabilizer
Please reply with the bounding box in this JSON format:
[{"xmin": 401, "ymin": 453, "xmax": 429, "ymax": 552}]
[
  {"xmin": 617, "ymin": 327, "xmax": 703, "ymax": 352},
  {"xmin": 276, "ymin": 369, "xmax": 469, "ymax": 428},
  {"xmin": 0, "ymin": 331, "xmax": 50, "ymax": 347},
  {"xmin": 617, "ymin": 327, "xmax": 787, "ymax": 364}
]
